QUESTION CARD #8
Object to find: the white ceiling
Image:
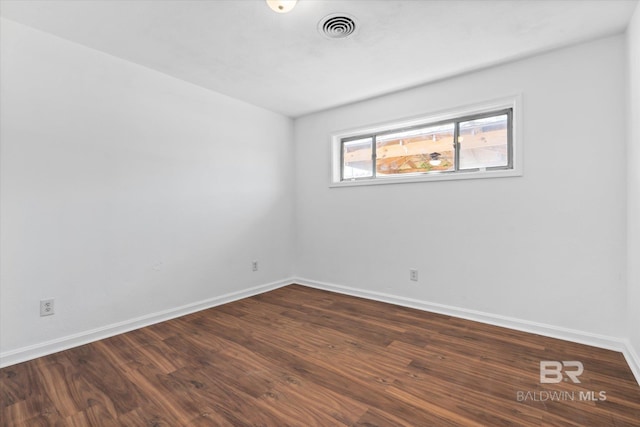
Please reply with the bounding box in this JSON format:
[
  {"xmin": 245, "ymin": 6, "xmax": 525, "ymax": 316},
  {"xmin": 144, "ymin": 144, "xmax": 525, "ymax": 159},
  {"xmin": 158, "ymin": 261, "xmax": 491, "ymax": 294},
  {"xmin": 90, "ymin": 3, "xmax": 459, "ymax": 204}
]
[{"xmin": 1, "ymin": 0, "xmax": 637, "ymax": 117}]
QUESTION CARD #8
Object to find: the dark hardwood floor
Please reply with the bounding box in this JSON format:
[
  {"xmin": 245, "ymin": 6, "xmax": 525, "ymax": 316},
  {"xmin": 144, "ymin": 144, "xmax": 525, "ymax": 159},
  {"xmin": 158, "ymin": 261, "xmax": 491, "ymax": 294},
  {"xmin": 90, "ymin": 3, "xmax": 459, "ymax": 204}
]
[{"xmin": 2, "ymin": 284, "xmax": 639, "ymax": 426}]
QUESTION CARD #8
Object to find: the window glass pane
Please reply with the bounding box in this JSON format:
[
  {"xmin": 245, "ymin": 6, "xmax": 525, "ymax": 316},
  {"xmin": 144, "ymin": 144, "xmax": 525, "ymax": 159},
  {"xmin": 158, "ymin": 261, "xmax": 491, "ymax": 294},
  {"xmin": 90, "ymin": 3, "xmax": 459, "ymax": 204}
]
[
  {"xmin": 459, "ymin": 114, "xmax": 509, "ymax": 170},
  {"xmin": 342, "ymin": 137, "xmax": 373, "ymax": 180},
  {"xmin": 376, "ymin": 123, "xmax": 455, "ymax": 176}
]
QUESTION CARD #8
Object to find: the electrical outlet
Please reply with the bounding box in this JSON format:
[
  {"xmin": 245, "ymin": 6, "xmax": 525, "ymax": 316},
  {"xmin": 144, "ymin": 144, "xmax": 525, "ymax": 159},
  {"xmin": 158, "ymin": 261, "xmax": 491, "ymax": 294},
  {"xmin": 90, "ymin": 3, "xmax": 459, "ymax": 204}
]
[
  {"xmin": 409, "ymin": 269, "xmax": 418, "ymax": 282},
  {"xmin": 252, "ymin": 261, "xmax": 258, "ymax": 272},
  {"xmin": 40, "ymin": 299, "xmax": 54, "ymax": 316}
]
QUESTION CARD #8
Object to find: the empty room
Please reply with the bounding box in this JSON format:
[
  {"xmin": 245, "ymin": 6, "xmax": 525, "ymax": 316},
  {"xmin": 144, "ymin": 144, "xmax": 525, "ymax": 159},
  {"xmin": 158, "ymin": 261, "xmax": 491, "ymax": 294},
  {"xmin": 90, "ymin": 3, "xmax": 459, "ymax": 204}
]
[{"xmin": 1, "ymin": 0, "xmax": 640, "ymax": 425}]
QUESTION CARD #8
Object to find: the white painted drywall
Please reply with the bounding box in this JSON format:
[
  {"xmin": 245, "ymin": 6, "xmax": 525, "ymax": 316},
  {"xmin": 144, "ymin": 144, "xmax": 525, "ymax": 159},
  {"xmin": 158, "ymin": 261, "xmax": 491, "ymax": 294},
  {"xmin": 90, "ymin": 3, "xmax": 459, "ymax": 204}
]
[
  {"xmin": 627, "ymin": 4, "xmax": 640, "ymax": 361},
  {"xmin": 294, "ymin": 35, "xmax": 628, "ymax": 338},
  {"xmin": 0, "ymin": 18, "xmax": 294, "ymax": 356}
]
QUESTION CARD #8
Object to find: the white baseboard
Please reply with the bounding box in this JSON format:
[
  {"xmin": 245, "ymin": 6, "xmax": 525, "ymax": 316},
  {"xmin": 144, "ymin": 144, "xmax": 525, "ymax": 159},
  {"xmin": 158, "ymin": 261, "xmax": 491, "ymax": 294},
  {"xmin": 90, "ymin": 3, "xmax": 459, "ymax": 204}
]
[
  {"xmin": 0, "ymin": 278, "xmax": 291, "ymax": 368},
  {"xmin": 294, "ymin": 277, "xmax": 640, "ymax": 386},
  {"xmin": 622, "ymin": 339, "xmax": 640, "ymax": 387}
]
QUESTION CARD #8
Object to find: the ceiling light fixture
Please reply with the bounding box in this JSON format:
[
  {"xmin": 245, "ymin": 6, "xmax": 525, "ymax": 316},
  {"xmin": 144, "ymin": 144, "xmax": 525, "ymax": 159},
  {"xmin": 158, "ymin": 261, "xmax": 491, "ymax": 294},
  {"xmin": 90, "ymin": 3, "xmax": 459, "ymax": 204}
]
[{"xmin": 266, "ymin": 0, "xmax": 297, "ymax": 13}]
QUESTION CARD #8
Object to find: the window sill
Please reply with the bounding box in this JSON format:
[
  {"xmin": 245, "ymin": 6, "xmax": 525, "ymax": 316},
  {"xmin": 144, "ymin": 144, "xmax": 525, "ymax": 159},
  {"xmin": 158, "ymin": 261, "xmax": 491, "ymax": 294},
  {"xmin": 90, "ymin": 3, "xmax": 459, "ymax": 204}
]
[{"xmin": 330, "ymin": 168, "xmax": 522, "ymax": 188}]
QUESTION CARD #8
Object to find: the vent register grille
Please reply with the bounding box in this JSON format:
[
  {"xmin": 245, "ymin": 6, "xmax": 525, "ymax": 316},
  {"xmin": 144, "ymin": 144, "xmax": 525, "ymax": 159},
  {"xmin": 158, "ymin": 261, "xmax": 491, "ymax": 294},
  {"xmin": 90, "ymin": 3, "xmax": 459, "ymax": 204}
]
[{"xmin": 319, "ymin": 14, "xmax": 357, "ymax": 39}]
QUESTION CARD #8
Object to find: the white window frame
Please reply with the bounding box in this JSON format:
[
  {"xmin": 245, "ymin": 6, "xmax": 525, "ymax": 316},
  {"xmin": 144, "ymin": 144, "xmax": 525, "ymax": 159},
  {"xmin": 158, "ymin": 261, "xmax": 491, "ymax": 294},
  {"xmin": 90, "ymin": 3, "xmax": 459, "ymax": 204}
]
[{"xmin": 330, "ymin": 95, "xmax": 523, "ymax": 187}]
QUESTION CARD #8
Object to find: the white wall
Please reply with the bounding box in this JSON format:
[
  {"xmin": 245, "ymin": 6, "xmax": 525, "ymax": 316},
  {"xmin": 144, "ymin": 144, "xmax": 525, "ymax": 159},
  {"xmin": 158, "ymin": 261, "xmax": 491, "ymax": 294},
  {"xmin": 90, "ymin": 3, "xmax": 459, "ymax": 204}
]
[
  {"xmin": 294, "ymin": 35, "xmax": 628, "ymax": 339},
  {"xmin": 627, "ymin": 4, "xmax": 640, "ymax": 364},
  {"xmin": 0, "ymin": 18, "xmax": 294, "ymax": 361}
]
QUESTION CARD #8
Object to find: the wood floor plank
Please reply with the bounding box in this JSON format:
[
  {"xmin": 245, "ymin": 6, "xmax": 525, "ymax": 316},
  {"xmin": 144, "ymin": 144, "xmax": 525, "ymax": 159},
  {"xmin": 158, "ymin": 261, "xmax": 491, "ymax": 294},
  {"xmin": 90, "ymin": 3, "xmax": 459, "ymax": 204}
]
[
  {"xmin": 0, "ymin": 362, "xmax": 35, "ymax": 409},
  {"xmin": 1, "ymin": 284, "xmax": 639, "ymax": 426}
]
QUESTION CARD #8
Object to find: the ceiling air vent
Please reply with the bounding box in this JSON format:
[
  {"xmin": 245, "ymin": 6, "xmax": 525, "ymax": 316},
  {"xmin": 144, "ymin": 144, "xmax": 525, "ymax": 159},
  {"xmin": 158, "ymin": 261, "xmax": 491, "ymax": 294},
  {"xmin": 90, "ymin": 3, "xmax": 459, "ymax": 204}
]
[{"xmin": 318, "ymin": 14, "xmax": 357, "ymax": 39}]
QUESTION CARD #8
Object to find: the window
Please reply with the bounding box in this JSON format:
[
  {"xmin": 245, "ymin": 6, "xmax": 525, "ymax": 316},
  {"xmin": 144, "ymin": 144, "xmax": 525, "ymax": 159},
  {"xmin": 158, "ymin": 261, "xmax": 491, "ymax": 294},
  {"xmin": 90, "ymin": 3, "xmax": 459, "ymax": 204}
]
[{"xmin": 331, "ymin": 98, "xmax": 521, "ymax": 186}]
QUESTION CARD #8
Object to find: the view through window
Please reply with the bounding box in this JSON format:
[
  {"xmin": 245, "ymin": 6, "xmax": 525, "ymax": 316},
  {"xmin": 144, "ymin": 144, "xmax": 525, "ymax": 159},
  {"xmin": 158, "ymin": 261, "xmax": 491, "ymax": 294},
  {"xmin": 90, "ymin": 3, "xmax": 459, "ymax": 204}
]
[{"xmin": 340, "ymin": 109, "xmax": 512, "ymax": 182}]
